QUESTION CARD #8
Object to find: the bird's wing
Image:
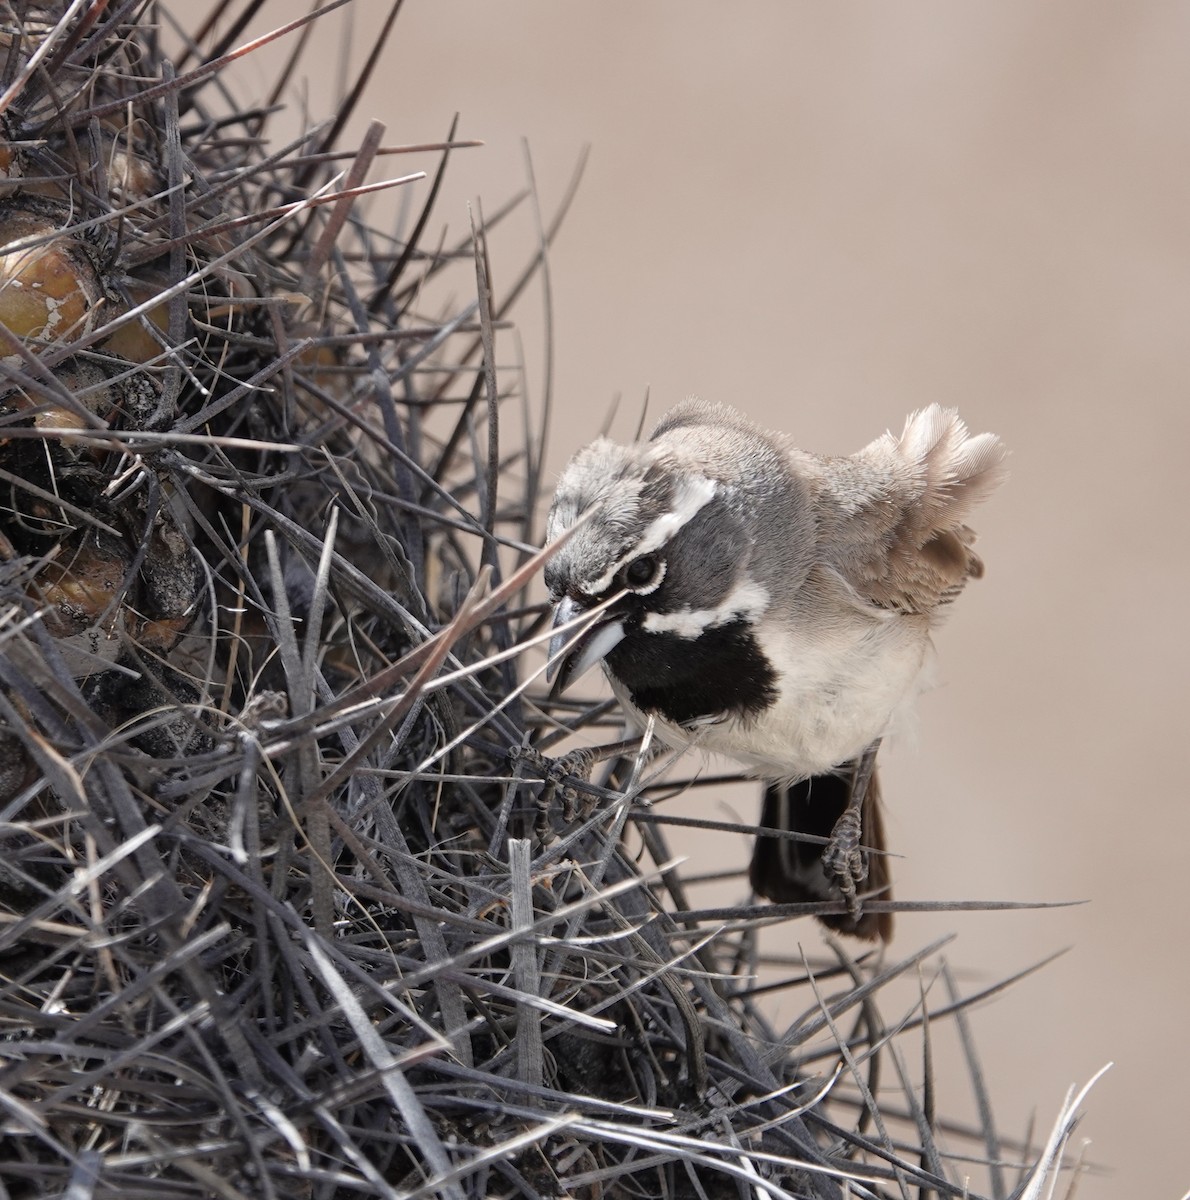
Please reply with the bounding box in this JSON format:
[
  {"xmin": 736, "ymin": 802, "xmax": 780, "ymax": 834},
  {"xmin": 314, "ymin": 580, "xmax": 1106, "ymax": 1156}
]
[{"xmin": 819, "ymin": 405, "xmax": 1007, "ymax": 614}]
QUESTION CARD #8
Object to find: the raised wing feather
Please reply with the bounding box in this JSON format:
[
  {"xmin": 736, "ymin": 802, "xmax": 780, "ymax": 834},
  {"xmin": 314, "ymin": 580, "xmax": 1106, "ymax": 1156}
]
[{"xmin": 821, "ymin": 405, "xmax": 1007, "ymax": 614}]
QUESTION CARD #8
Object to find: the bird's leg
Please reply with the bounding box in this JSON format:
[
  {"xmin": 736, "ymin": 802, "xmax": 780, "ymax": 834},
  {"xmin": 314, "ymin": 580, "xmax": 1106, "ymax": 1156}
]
[
  {"xmin": 821, "ymin": 739, "xmax": 881, "ymax": 922},
  {"xmin": 509, "ymin": 744, "xmax": 591, "ymax": 842},
  {"xmin": 509, "ymin": 739, "xmax": 642, "ymax": 842}
]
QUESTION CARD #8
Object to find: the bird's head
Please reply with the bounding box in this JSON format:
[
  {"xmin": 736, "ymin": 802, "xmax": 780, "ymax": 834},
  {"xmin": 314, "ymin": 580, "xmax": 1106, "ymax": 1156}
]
[{"xmin": 543, "ymin": 431, "xmax": 771, "ymax": 696}]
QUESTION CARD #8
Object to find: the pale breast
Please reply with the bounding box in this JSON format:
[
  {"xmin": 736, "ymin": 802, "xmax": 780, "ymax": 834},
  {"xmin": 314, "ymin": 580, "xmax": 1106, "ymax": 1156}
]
[{"xmin": 612, "ymin": 607, "xmax": 932, "ymax": 781}]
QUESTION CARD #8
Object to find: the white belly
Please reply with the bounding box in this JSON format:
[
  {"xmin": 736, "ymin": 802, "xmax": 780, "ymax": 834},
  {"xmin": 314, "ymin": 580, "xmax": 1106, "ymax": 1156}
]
[{"xmin": 611, "ymin": 610, "xmax": 931, "ymax": 781}]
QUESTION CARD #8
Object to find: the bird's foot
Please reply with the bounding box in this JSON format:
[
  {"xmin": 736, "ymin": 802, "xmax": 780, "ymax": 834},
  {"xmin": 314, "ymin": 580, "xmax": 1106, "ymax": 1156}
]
[
  {"xmin": 821, "ymin": 805, "xmax": 868, "ymax": 922},
  {"xmin": 508, "ymin": 744, "xmax": 599, "ymax": 843}
]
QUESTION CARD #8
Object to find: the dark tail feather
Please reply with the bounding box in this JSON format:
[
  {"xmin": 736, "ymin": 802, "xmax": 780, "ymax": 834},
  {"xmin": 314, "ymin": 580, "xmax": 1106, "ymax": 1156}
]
[{"xmin": 749, "ymin": 767, "xmax": 893, "ymax": 942}]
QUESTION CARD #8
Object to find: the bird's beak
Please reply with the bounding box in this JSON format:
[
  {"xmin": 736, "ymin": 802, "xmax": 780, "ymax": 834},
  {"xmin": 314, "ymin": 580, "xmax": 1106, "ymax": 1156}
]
[{"xmin": 547, "ymin": 595, "xmax": 626, "ymax": 694}]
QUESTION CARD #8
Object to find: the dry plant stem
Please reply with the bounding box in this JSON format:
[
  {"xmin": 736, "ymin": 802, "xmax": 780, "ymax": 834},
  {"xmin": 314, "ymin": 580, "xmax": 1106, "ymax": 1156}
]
[{"xmin": 509, "ymin": 837, "xmax": 545, "ymax": 1092}]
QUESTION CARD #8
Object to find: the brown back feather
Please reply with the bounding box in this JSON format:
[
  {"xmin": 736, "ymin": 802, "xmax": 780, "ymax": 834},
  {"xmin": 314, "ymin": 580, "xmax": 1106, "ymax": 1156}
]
[{"xmin": 823, "ymin": 405, "xmax": 1007, "ymax": 614}]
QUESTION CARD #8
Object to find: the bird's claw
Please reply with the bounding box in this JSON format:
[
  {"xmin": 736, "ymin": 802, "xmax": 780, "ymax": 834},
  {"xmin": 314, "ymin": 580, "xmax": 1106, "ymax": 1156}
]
[
  {"xmin": 508, "ymin": 744, "xmax": 599, "ymax": 843},
  {"xmin": 822, "ymin": 805, "xmax": 868, "ymax": 921}
]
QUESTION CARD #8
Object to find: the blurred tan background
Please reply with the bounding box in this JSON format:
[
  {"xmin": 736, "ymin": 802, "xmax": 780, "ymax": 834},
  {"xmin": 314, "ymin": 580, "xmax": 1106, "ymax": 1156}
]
[{"xmin": 229, "ymin": 3, "xmax": 1189, "ymax": 1195}]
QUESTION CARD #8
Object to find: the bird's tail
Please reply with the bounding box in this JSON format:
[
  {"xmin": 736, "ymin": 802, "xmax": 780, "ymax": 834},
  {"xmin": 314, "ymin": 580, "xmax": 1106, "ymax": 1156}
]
[{"xmin": 750, "ymin": 767, "xmax": 893, "ymax": 942}]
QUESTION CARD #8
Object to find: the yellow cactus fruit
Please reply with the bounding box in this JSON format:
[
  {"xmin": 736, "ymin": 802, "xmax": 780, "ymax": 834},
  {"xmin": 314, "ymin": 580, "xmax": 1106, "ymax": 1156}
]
[{"xmin": 0, "ymin": 197, "xmax": 105, "ymax": 346}]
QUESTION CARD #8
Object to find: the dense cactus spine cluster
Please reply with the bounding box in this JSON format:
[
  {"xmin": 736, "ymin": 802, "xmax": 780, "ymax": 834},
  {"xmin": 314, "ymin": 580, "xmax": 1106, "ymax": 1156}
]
[{"xmin": 0, "ymin": 5, "xmax": 1094, "ymax": 1199}]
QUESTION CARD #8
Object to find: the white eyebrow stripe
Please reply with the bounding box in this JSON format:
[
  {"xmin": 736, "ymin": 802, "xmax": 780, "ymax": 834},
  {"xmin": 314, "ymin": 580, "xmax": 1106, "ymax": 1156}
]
[
  {"xmin": 582, "ymin": 474, "xmax": 718, "ymax": 595},
  {"xmin": 641, "ymin": 579, "xmax": 771, "ymax": 638}
]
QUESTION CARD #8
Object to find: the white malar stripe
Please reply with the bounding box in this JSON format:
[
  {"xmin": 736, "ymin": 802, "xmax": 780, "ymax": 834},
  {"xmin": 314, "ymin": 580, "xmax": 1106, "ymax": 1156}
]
[
  {"xmin": 584, "ymin": 473, "xmax": 718, "ymax": 595},
  {"xmin": 641, "ymin": 579, "xmax": 770, "ymax": 638}
]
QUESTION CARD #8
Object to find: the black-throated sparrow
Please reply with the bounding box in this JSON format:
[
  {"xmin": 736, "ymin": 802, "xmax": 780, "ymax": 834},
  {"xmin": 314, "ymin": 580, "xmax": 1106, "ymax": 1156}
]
[{"xmin": 544, "ymin": 399, "xmax": 1006, "ymax": 940}]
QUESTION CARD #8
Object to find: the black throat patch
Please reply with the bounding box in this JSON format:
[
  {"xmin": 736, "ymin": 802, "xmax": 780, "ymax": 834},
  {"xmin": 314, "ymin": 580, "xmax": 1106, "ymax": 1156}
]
[{"xmin": 605, "ymin": 619, "xmax": 779, "ymax": 727}]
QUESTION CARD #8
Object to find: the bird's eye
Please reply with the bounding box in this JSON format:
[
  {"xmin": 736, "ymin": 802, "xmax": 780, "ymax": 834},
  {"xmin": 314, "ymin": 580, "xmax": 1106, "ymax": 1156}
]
[{"xmin": 623, "ymin": 555, "xmax": 662, "ymax": 591}]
